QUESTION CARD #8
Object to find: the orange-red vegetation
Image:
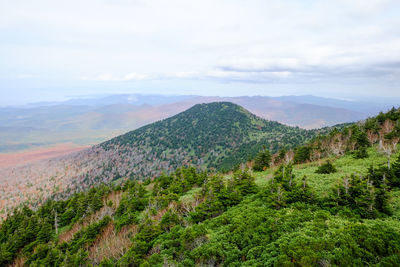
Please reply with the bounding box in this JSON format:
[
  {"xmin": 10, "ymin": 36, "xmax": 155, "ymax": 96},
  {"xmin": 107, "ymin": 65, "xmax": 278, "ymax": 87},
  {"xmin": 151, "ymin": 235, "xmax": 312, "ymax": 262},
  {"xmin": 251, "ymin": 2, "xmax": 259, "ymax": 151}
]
[{"xmin": 0, "ymin": 143, "xmax": 89, "ymax": 168}]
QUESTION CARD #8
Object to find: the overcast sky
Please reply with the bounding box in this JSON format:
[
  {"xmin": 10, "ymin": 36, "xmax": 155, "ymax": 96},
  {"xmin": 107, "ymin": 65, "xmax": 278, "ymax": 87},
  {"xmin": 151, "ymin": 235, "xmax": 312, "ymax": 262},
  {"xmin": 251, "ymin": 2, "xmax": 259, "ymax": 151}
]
[{"xmin": 1, "ymin": 0, "xmax": 400, "ymax": 105}]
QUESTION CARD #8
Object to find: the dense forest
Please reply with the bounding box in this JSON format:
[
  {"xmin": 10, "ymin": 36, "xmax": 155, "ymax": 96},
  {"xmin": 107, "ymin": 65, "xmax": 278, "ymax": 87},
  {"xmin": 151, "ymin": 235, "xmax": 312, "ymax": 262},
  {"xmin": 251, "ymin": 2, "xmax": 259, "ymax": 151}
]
[{"xmin": 1, "ymin": 106, "xmax": 400, "ymax": 266}]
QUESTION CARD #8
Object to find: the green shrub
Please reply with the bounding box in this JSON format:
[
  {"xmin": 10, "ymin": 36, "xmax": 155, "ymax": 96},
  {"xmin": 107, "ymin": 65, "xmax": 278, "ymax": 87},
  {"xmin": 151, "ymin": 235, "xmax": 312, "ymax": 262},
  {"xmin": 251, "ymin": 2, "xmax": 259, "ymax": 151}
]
[
  {"xmin": 354, "ymin": 147, "xmax": 369, "ymax": 159},
  {"xmin": 315, "ymin": 160, "xmax": 337, "ymax": 174}
]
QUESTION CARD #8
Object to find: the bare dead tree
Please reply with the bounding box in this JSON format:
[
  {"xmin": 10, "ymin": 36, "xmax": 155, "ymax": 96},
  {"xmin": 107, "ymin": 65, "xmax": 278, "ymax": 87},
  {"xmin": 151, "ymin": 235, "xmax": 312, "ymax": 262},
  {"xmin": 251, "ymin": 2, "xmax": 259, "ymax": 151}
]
[
  {"xmin": 54, "ymin": 208, "xmax": 59, "ymax": 235},
  {"xmin": 344, "ymin": 177, "xmax": 349, "ymax": 195}
]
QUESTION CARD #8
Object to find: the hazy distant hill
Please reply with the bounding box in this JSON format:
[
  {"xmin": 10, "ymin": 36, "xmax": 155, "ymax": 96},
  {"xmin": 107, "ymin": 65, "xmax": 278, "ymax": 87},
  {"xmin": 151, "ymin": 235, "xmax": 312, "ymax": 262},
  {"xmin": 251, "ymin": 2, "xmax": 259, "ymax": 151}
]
[
  {"xmin": 275, "ymin": 95, "xmax": 390, "ymax": 115},
  {"xmin": 19, "ymin": 94, "xmax": 195, "ymax": 108}
]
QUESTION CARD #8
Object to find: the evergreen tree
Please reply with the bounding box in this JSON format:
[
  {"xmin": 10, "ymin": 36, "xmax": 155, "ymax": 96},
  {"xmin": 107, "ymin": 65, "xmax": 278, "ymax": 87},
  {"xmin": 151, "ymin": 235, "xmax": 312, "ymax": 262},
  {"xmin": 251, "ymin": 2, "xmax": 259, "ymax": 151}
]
[
  {"xmin": 37, "ymin": 219, "xmax": 52, "ymax": 243},
  {"xmin": 294, "ymin": 145, "xmax": 311, "ymax": 163},
  {"xmin": 253, "ymin": 146, "xmax": 271, "ymax": 171},
  {"xmin": 391, "ymin": 153, "xmax": 400, "ymax": 187}
]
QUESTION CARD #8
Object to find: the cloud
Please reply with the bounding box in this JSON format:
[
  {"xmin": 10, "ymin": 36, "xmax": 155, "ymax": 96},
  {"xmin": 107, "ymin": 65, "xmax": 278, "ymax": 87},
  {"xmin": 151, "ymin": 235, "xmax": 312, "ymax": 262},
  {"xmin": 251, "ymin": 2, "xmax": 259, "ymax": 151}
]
[
  {"xmin": 122, "ymin": 72, "xmax": 149, "ymax": 81},
  {"xmin": 82, "ymin": 72, "xmax": 150, "ymax": 82},
  {"xmin": 1, "ymin": 0, "xmax": 400, "ymax": 100},
  {"xmin": 203, "ymin": 68, "xmax": 292, "ymax": 83}
]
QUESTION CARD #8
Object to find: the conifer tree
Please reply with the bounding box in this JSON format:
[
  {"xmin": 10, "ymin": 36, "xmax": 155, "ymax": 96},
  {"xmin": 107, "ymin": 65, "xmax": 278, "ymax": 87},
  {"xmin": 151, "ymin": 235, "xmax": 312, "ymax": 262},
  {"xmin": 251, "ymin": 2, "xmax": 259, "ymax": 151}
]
[
  {"xmin": 37, "ymin": 219, "xmax": 52, "ymax": 243},
  {"xmin": 391, "ymin": 154, "xmax": 400, "ymax": 186},
  {"xmin": 253, "ymin": 146, "xmax": 271, "ymax": 171}
]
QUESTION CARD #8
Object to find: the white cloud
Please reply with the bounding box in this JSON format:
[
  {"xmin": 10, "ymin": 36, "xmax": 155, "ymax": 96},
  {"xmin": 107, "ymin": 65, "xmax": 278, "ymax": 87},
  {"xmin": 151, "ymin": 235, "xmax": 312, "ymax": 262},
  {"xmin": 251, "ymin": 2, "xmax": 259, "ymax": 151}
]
[
  {"xmin": 82, "ymin": 72, "xmax": 150, "ymax": 82},
  {"xmin": 122, "ymin": 72, "xmax": 149, "ymax": 81},
  {"xmin": 1, "ymin": 0, "xmax": 400, "ymax": 100}
]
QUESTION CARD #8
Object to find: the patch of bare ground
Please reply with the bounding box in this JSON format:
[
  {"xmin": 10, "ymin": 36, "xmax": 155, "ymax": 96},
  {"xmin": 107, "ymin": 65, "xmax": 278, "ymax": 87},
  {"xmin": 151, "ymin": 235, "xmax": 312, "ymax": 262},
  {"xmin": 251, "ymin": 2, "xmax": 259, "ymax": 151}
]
[{"xmin": 8, "ymin": 256, "xmax": 25, "ymax": 267}]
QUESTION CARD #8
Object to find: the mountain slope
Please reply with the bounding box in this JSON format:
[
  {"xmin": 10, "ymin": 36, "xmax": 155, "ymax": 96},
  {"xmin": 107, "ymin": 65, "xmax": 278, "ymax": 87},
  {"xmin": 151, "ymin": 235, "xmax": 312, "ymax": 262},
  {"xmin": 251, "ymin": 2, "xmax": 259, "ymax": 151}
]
[
  {"xmin": 70, "ymin": 102, "xmax": 317, "ymax": 190},
  {"xmin": 0, "ymin": 102, "xmax": 318, "ymax": 214},
  {"xmin": 1, "ymin": 108, "xmax": 400, "ymax": 266}
]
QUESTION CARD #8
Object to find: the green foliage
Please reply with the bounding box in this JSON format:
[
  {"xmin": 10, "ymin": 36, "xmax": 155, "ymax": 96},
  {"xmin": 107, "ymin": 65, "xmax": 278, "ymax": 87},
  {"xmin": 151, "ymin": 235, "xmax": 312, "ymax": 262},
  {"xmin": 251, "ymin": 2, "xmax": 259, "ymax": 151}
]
[
  {"xmin": 152, "ymin": 167, "xmax": 206, "ymax": 197},
  {"xmin": 294, "ymin": 145, "xmax": 311, "ymax": 163},
  {"xmin": 160, "ymin": 211, "xmax": 182, "ymax": 232},
  {"xmin": 351, "ymin": 124, "xmax": 370, "ymax": 149},
  {"xmin": 0, "ymin": 185, "xmax": 110, "ymax": 266},
  {"xmin": 115, "ymin": 181, "xmax": 147, "ymax": 230},
  {"xmin": 325, "ymin": 174, "xmax": 390, "ymax": 218},
  {"xmin": 64, "ymin": 216, "xmax": 111, "ymax": 254},
  {"xmin": 2, "ymin": 148, "xmax": 400, "ymax": 266},
  {"xmin": 354, "ymin": 146, "xmax": 369, "ymax": 158},
  {"xmin": 261, "ymin": 164, "xmax": 315, "ymax": 209},
  {"xmin": 315, "ymin": 160, "xmax": 337, "ymax": 174},
  {"xmin": 154, "ymin": 199, "xmax": 400, "ymax": 266},
  {"xmin": 252, "ymin": 146, "xmax": 271, "ymax": 172},
  {"xmin": 37, "ymin": 219, "xmax": 52, "ymax": 243},
  {"xmin": 190, "ymin": 170, "xmax": 257, "ymax": 223},
  {"xmin": 391, "ymin": 153, "xmax": 400, "ymax": 187},
  {"xmin": 274, "ymin": 147, "xmax": 288, "ymax": 164},
  {"xmin": 118, "ymin": 218, "xmax": 163, "ymax": 265},
  {"xmin": 349, "ymin": 124, "xmax": 370, "ymax": 159}
]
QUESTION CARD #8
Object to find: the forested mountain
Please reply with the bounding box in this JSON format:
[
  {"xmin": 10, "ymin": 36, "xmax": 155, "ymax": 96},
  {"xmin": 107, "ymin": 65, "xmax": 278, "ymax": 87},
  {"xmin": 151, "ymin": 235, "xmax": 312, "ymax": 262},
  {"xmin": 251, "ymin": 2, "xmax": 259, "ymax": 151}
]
[
  {"xmin": 99, "ymin": 102, "xmax": 315, "ymax": 173},
  {"xmin": 1, "ymin": 107, "xmax": 400, "ymax": 266},
  {"xmin": 0, "ymin": 102, "xmax": 320, "ymax": 215}
]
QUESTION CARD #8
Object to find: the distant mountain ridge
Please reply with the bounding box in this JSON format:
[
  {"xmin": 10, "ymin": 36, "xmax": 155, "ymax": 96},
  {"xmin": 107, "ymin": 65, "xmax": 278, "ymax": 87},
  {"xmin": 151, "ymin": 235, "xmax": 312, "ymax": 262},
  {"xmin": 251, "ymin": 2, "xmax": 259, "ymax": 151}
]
[{"xmin": 275, "ymin": 95, "xmax": 390, "ymax": 115}]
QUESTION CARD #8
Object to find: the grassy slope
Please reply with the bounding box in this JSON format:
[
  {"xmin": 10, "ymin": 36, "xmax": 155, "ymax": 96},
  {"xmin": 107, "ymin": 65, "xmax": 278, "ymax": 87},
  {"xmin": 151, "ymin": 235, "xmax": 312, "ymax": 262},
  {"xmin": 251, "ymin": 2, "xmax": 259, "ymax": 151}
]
[
  {"xmin": 181, "ymin": 145, "xmax": 400, "ymax": 210},
  {"xmin": 250, "ymin": 145, "xmax": 400, "ymax": 217},
  {"xmin": 252, "ymin": 146, "xmax": 391, "ymax": 188}
]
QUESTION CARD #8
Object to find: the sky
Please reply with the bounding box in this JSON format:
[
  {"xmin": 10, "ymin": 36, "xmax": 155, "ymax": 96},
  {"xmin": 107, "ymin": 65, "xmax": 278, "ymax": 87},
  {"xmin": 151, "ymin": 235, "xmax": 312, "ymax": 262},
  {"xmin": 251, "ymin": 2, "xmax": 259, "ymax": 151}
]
[{"xmin": 1, "ymin": 0, "xmax": 400, "ymax": 105}]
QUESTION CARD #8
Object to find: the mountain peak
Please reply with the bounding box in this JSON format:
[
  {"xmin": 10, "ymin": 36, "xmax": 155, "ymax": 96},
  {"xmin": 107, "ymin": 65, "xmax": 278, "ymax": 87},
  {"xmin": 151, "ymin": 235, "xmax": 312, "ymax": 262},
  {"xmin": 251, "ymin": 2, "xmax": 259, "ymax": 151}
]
[
  {"xmin": 183, "ymin": 101, "xmax": 250, "ymax": 118},
  {"xmin": 89, "ymin": 102, "xmax": 312, "ymax": 184},
  {"xmin": 102, "ymin": 101, "xmax": 266, "ymax": 150}
]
